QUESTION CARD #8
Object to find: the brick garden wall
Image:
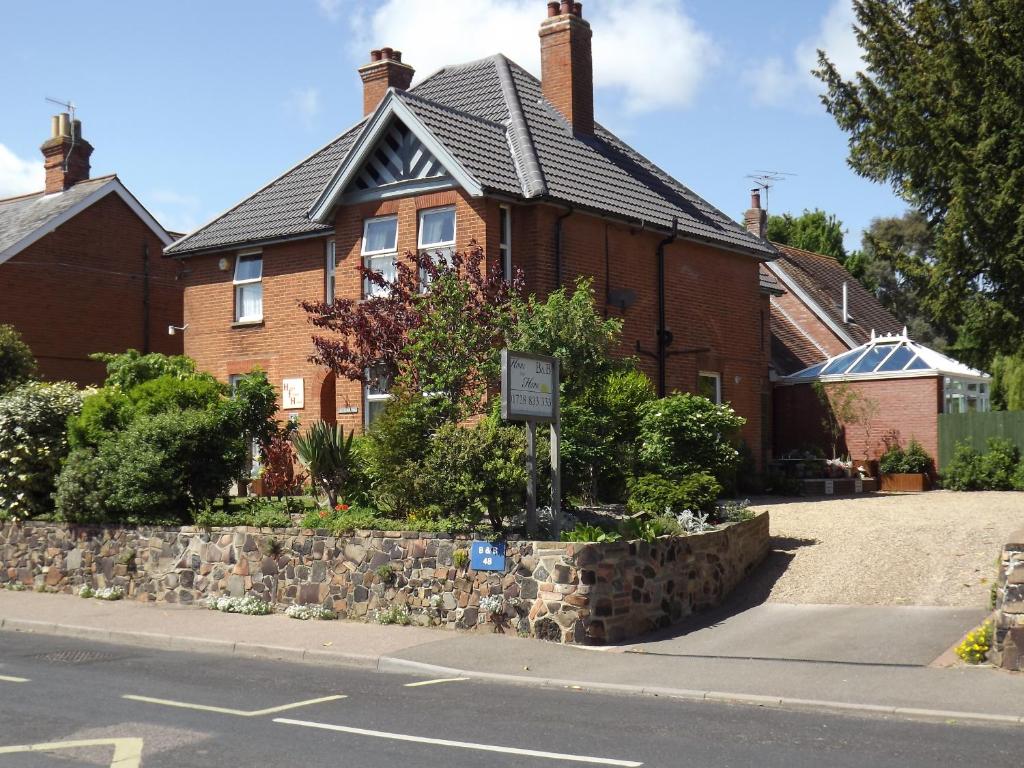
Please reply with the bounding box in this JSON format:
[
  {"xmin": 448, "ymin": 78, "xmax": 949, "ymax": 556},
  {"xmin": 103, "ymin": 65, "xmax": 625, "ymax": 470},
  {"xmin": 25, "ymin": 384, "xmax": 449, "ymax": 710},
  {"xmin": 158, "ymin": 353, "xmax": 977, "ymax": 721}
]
[{"xmin": 0, "ymin": 513, "xmax": 768, "ymax": 645}]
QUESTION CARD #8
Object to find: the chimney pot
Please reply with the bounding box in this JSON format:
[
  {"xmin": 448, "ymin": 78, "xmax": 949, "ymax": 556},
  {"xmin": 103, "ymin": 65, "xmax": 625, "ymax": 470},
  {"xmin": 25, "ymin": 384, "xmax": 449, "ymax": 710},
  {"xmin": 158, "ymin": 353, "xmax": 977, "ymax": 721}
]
[
  {"xmin": 560, "ymin": 0, "xmax": 573, "ymax": 14},
  {"xmin": 359, "ymin": 46, "xmax": 415, "ymax": 116},
  {"xmin": 392, "ymin": 50, "xmax": 402, "ymax": 62},
  {"xmin": 50, "ymin": 115, "xmax": 60, "ymax": 138},
  {"xmin": 370, "ymin": 48, "xmax": 383, "ymax": 61},
  {"xmin": 547, "ymin": 1, "xmax": 559, "ymax": 16},
  {"xmin": 573, "ymin": 2, "xmax": 582, "ymax": 16},
  {"xmin": 750, "ymin": 188, "xmax": 761, "ymax": 209},
  {"xmin": 380, "ymin": 46, "xmax": 394, "ymax": 60}
]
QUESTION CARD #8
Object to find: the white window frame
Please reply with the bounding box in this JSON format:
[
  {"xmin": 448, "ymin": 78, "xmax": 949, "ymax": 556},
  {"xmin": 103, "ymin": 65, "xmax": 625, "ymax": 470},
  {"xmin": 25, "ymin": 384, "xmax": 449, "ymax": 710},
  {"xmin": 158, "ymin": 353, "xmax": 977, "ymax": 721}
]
[
  {"xmin": 363, "ymin": 364, "xmax": 392, "ymax": 429},
  {"xmin": 418, "ymin": 206, "xmax": 456, "ymax": 286},
  {"xmin": 325, "ymin": 239, "xmax": 336, "ymax": 303},
  {"xmin": 499, "ymin": 204, "xmax": 512, "ymax": 281},
  {"xmin": 233, "ymin": 250, "xmax": 263, "ymax": 323},
  {"xmin": 698, "ymin": 371, "xmax": 722, "ymax": 404},
  {"xmin": 361, "ymin": 215, "xmax": 399, "ymax": 298}
]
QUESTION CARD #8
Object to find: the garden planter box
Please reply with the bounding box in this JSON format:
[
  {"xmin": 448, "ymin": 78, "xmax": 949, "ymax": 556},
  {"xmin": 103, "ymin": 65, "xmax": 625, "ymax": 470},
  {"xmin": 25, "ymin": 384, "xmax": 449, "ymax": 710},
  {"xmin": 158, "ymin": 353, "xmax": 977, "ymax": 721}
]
[{"xmin": 880, "ymin": 473, "xmax": 929, "ymax": 492}]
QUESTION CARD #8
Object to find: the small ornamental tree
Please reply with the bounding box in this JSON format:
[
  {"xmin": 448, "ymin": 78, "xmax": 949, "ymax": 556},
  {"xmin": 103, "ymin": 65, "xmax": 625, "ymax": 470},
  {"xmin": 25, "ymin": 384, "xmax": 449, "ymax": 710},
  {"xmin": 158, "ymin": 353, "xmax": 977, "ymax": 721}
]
[
  {"xmin": 260, "ymin": 429, "xmax": 307, "ymax": 499},
  {"xmin": 301, "ymin": 241, "xmax": 522, "ymax": 417}
]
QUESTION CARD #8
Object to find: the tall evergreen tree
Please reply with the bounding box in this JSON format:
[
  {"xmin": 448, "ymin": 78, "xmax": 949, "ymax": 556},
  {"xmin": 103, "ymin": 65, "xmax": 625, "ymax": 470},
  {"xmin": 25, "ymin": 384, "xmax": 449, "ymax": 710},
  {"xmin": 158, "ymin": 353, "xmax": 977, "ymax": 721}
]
[{"xmin": 815, "ymin": 0, "xmax": 1024, "ymax": 365}]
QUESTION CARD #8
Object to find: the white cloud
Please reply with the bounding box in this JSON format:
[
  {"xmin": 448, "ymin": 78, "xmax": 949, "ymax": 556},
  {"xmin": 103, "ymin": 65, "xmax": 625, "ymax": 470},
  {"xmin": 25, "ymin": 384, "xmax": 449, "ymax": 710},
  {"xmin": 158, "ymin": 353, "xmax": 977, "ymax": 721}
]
[
  {"xmin": 746, "ymin": 0, "xmax": 864, "ymax": 108},
  {"xmin": 0, "ymin": 144, "xmax": 43, "ymax": 197},
  {"xmin": 350, "ymin": 0, "xmax": 715, "ymax": 113},
  {"xmin": 287, "ymin": 86, "xmax": 322, "ymax": 127},
  {"xmin": 317, "ymin": 0, "xmax": 343, "ymax": 22}
]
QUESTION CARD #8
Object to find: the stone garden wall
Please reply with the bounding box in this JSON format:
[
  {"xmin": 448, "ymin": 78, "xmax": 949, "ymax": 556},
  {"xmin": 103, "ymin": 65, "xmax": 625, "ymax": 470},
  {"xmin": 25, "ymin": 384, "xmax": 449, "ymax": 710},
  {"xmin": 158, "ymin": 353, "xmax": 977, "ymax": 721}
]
[
  {"xmin": 0, "ymin": 513, "xmax": 769, "ymax": 645},
  {"xmin": 993, "ymin": 528, "xmax": 1024, "ymax": 671}
]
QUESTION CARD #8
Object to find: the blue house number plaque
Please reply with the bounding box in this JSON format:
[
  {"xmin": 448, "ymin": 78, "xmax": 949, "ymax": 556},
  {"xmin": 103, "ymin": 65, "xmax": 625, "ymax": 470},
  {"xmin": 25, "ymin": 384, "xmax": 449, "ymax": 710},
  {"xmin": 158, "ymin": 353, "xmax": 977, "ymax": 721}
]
[{"xmin": 470, "ymin": 540, "xmax": 506, "ymax": 571}]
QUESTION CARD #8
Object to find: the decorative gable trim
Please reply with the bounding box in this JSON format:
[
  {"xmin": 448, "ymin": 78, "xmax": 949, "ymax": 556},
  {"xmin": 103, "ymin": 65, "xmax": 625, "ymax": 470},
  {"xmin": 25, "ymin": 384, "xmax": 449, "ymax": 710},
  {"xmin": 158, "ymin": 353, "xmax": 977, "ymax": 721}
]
[
  {"xmin": 308, "ymin": 90, "xmax": 484, "ymax": 223},
  {"xmin": 0, "ymin": 178, "xmax": 172, "ymax": 267}
]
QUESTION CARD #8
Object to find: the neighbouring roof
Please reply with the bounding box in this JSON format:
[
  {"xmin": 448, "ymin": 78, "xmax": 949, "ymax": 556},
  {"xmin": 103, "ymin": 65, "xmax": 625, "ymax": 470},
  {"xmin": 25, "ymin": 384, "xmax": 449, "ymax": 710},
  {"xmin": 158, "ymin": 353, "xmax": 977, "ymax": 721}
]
[
  {"xmin": 167, "ymin": 55, "xmax": 777, "ymax": 259},
  {"xmin": 784, "ymin": 331, "xmax": 989, "ymax": 383},
  {"xmin": 768, "ymin": 243, "xmax": 903, "ymax": 346},
  {"xmin": 0, "ymin": 176, "xmax": 171, "ymax": 265},
  {"xmin": 771, "ymin": 303, "xmax": 827, "ymax": 375},
  {"xmin": 758, "ymin": 264, "xmax": 781, "ymax": 294}
]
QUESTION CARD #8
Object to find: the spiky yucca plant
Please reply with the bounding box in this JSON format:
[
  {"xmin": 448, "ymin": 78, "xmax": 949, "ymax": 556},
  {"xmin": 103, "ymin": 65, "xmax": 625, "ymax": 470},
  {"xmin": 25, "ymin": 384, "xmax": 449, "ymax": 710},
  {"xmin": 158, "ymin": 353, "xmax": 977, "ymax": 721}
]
[{"xmin": 291, "ymin": 421, "xmax": 354, "ymax": 508}]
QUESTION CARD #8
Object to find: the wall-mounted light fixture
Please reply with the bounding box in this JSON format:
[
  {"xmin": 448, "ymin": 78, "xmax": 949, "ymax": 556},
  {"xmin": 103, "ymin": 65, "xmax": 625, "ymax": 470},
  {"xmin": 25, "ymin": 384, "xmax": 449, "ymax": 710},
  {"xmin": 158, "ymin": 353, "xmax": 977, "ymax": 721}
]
[
  {"xmin": 168, "ymin": 324, "xmax": 189, "ymax": 336},
  {"xmin": 218, "ymin": 257, "xmax": 230, "ymax": 271}
]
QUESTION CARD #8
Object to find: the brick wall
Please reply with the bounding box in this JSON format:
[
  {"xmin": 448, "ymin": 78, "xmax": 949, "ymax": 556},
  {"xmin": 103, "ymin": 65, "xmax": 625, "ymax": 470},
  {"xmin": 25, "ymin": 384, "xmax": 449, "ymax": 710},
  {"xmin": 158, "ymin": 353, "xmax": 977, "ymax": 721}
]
[
  {"xmin": 180, "ymin": 192, "xmax": 769, "ymax": 466},
  {"xmin": 774, "ymin": 376, "xmax": 943, "ymax": 463},
  {"xmin": 771, "ymin": 289, "xmax": 849, "ymax": 359},
  {"xmin": 0, "ymin": 192, "xmax": 183, "ymax": 386}
]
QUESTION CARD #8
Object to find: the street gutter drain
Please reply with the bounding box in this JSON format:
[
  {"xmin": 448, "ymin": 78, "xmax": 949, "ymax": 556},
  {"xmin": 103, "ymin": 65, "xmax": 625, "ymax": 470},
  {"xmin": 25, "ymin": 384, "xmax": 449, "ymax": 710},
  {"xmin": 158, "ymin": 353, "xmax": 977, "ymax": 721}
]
[{"xmin": 31, "ymin": 649, "xmax": 132, "ymax": 665}]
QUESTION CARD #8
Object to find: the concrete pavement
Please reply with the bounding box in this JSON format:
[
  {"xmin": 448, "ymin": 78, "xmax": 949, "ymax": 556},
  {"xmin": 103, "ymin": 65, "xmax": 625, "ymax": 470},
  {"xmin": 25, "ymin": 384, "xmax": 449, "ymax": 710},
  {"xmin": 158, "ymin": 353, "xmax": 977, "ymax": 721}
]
[{"xmin": 2, "ymin": 590, "xmax": 1022, "ymax": 726}]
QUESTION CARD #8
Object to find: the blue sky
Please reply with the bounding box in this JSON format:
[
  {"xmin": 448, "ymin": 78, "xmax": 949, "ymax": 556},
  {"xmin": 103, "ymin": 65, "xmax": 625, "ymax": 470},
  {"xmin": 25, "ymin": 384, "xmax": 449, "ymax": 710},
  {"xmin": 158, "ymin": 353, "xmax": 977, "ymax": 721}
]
[{"xmin": 1, "ymin": 0, "xmax": 906, "ymax": 250}]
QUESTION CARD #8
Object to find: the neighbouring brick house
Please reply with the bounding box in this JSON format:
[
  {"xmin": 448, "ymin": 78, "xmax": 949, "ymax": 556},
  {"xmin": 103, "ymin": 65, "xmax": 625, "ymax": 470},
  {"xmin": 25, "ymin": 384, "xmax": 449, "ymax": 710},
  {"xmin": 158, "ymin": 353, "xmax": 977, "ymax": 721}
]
[
  {"xmin": 741, "ymin": 191, "xmax": 990, "ymax": 466},
  {"xmin": 0, "ymin": 114, "xmax": 182, "ymax": 385},
  {"xmin": 166, "ymin": 2, "xmax": 777, "ymax": 467}
]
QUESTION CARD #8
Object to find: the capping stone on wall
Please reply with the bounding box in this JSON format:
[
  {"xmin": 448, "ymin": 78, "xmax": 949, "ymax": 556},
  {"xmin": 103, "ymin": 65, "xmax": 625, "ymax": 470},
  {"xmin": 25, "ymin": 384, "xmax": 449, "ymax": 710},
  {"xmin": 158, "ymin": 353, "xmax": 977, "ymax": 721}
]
[
  {"xmin": 0, "ymin": 513, "xmax": 769, "ymax": 645},
  {"xmin": 993, "ymin": 527, "xmax": 1024, "ymax": 670}
]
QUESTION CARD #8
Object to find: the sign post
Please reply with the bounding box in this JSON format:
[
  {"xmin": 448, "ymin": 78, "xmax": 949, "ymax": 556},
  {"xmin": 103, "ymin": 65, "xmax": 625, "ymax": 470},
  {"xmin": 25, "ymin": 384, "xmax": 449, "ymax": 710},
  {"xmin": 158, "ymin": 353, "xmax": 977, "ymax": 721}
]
[{"xmin": 500, "ymin": 350, "xmax": 561, "ymax": 537}]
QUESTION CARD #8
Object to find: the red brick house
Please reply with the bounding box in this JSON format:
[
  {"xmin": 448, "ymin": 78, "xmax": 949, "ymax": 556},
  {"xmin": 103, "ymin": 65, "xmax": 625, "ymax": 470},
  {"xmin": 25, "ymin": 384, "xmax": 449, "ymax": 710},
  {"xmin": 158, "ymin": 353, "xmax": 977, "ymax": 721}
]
[
  {"xmin": 166, "ymin": 3, "xmax": 777, "ymax": 466},
  {"xmin": 0, "ymin": 114, "xmax": 182, "ymax": 385},
  {"xmin": 741, "ymin": 192, "xmax": 990, "ymax": 466}
]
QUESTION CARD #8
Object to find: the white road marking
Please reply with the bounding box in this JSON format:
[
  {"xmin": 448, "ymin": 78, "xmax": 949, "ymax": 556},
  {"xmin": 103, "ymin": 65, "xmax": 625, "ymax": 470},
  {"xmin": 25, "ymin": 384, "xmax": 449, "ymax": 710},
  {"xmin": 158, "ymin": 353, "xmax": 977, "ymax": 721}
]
[
  {"xmin": 403, "ymin": 677, "xmax": 470, "ymax": 687},
  {"xmin": 122, "ymin": 693, "xmax": 345, "ymax": 717},
  {"xmin": 0, "ymin": 737, "xmax": 144, "ymax": 767},
  {"xmin": 273, "ymin": 717, "xmax": 644, "ymax": 766},
  {"xmin": 0, "ymin": 674, "xmax": 29, "ymax": 683}
]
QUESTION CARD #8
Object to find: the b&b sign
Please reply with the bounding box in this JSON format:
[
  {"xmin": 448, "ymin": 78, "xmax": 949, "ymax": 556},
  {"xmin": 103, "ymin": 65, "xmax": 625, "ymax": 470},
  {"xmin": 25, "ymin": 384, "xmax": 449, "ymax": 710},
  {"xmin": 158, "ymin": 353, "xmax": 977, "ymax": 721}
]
[
  {"xmin": 470, "ymin": 540, "xmax": 506, "ymax": 571},
  {"xmin": 500, "ymin": 350, "xmax": 559, "ymax": 423}
]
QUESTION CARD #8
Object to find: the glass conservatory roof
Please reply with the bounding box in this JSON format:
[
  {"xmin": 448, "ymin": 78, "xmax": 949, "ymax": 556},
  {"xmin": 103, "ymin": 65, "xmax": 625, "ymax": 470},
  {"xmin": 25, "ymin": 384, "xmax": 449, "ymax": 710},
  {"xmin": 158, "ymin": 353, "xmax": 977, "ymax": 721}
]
[{"xmin": 784, "ymin": 331, "xmax": 989, "ymax": 383}]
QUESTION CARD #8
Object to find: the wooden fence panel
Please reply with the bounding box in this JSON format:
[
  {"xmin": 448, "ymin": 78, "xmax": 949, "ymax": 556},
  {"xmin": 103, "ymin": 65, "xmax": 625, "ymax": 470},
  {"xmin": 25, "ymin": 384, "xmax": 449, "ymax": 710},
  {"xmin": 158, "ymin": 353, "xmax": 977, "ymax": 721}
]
[{"xmin": 937, "ymin": 411, "xmax": 1024, "ymax": 469}]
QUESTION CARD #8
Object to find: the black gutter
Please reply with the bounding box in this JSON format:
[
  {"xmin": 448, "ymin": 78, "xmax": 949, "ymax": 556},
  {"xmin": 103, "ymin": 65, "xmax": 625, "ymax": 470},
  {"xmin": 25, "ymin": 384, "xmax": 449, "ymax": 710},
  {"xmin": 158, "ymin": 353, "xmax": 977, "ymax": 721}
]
[
  {"xmin": 655, "ymin": 217, "xmax": 678, "ymax": 398},
  {"xmin": 553, "ymin": 204, "xmax": 573, "ymax": 290},
  {"xmin": 142, "ymin": 242, "xmax": 150, "ymax": 354}
]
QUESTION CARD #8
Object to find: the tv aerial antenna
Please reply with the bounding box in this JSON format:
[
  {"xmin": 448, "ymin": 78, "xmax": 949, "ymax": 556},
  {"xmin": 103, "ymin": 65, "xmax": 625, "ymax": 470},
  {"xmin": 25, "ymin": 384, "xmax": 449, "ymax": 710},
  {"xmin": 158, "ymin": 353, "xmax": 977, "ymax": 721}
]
[
  {"xmin": 745, "ymin": 170, "xmax": 796, "ymax": 210},
  {"xmin": 45, "ymin": 96, "xmax": 77, "ymax": 122}
]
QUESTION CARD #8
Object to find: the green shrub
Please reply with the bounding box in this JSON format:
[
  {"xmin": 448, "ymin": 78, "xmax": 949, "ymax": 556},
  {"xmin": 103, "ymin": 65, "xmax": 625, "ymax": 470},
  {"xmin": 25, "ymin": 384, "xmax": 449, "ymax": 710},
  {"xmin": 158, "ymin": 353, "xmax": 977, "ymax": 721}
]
[
  {"xmin": 1012, "ymin": 461, "xmax": 1024, "ymax": 491},
  {"xmin": 453, "ymin": 548, "xmax": 470, "ymax": 568},
  {"xmin": 194, "ymin": 502, "xmax": 294, "ymax": 529},
  {"xmin": 637, "ymin": 394, "xmax": 745, "ymax": 481},
  {"xmin": 619, "ymin": 511, "xmax": 683, "ymax": 542},
  {"xmin": 978, "ymin": 437, "xmax": 1019, "ymax": 490},
  {"xmin": 626, "ymin": 472, "xmax": 722, "ymax": 516},
  {"xmin": 879, "ymin": 439, "xmax": 933, "ymax": 475},
  {"xmin": 68, "ymin": 388, "xmax": 133, "ymax": 449},
  {"xmin": 292, "ymin": 421, "xmax": 356, "ymax": 508},
  {"xmin": 127, "ymin": 374, "xmax": 224, "ymax": 417},
  {"xmin": 942, "ymin": 441, "xmax": 986, "ymax": 490},
  {"xmin": 92, "ymin": 349, "xmax": 198, "ymax": 390},
  {"xmin": 0, "ymin": 324, "xmax": 37, "ymax": 393},
  {"xmin": 0, "ymin": 381, "xmax": 82, "ymax": 518},
  {"xmin": 418, "ymin": 417, "xmax": 527, "ymax": 533},
  {"xmin": 560, "ymin": 523, "xmax": 622, "ymax": 543}
]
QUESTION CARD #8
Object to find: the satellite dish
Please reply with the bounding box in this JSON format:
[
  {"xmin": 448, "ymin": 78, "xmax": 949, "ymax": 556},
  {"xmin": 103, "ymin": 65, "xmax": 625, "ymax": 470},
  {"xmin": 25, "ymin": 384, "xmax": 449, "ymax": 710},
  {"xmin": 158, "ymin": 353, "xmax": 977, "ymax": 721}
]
[{"xmin": 608, "ymin": 288, "xmax": 637, "ymax": 311}]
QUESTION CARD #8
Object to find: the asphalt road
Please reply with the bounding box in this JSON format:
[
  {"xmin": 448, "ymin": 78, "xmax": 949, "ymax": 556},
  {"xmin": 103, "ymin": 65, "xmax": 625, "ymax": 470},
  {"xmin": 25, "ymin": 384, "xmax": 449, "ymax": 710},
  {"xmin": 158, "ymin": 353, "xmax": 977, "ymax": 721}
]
[{"xmin": 0, "ymin": 633, "xmax": 1019, "ymax": 768}]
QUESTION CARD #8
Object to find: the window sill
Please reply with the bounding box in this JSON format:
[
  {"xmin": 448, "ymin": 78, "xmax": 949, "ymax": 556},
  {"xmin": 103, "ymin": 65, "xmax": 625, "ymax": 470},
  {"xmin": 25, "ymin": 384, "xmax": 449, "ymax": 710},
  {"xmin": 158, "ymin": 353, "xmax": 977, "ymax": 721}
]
[{"xmin": 231, "ymin": 319, "xmax": 264, "ymax": 329}]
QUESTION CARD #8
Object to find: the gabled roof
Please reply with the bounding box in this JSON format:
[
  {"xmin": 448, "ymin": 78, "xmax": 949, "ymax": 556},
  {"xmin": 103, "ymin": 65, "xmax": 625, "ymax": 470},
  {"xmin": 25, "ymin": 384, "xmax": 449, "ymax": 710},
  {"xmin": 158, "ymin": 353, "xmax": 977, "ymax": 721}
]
[
  {"xmin": 770, "ymin": 302, "xmax": 828, "ymax": 375},
  {"xmin": 167, "ymin": 54, "xmax": 777, "ymax": 259},
  {"xmin": 767, "ymin": 243, "xmax": 903, "ymax": 346},
  {"xmin": 0, "ymin": 176, "xmax": 171, "ymax": 265},
  {"xmin": 784, "ymin": 331, "xmax": 989, "ymax": 383}
]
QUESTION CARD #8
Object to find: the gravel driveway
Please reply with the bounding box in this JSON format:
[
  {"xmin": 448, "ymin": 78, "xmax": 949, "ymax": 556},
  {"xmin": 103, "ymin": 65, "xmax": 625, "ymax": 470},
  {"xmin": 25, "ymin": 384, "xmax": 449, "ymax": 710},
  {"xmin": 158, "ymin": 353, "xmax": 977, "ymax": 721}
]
[{"xmin": 745, "ymin": 491, "xmax": 1024, "ymax": 607}]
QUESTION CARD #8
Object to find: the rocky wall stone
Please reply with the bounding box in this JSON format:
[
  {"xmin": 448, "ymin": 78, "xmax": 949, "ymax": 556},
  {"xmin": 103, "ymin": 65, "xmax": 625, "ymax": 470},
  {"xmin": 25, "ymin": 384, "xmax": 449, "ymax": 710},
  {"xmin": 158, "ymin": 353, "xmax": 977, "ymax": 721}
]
[
  {"xmin": 0, "ymin": 513, "xmax": 769, "ymax": 645},
  {"xmin": 992, "ymin": 528, "xmax": 1024, "ymax": 671}
]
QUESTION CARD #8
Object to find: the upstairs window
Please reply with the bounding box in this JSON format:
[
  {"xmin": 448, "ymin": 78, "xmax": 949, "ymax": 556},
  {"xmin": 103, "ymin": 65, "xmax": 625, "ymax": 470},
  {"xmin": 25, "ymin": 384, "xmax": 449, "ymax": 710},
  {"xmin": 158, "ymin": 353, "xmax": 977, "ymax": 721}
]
[
  {"xmin": 499, "ymin": 205, "xmax": 512, "ymax": 281},
  {"xmin": 233, "ymin": 252, "xmax": 263, "ymax": 322},
  {"xmin": 325, "ymin": 240, "xmax": 336, "ymax": 303},
  {"xmin": 418, "ymin": 206, "xmax": 456, "ymax": 286},
  {"xmin": 362, "ymin": 215, "xmax": 398, "ymax": 298}
]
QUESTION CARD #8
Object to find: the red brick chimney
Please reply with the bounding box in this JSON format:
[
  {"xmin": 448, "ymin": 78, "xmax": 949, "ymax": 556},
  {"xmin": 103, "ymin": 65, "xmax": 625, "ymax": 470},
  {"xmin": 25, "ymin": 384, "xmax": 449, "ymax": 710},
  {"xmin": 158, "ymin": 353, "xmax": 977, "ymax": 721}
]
[
  {"xmin": 539, "ymin": 1, "xmax": 593, "ymax": 135},
  {"xmin": 40, "ymin": 113, "xmax": 93, "ymax": 194},
  {"xmin": 744, "ymin": 188, "xmax": 768, "ymax": 239},
  {"xmin": 358, "ymin": 48, "xmax": 415, "ymax": 117}
]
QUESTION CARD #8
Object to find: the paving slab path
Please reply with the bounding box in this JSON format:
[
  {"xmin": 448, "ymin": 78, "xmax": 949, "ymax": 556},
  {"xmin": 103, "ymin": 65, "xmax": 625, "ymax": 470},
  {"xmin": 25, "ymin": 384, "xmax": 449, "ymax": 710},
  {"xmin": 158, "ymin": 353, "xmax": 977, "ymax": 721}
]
[{"xmin": 745, "ymin": 490, "xmax": 1024, "ymax": 607}]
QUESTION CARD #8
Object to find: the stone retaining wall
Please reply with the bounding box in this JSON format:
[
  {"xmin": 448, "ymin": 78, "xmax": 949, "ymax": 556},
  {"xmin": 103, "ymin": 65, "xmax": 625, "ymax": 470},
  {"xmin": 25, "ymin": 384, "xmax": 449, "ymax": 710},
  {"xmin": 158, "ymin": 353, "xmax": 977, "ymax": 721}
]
[
  {"xmin": 993, "ymin": 528, "xmax": 1024, "ymax": 671},
  {"xmin": 0, "ymin": 513, "xmax": 769, "ymax": 645}
]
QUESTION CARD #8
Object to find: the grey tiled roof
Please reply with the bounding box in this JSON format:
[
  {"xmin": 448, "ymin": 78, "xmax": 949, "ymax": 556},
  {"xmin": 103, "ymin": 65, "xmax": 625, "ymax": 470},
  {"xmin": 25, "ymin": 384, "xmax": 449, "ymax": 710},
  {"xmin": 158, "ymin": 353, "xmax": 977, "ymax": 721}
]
[
  {"xmin": 168, "ymin": 54, "xmax": 776, "ymax": 259},
  {"xmin": 0, "ymin": 176, "xmax": 116, "ymax": 256},
  {"xmin": 759, "ymin": 264, "xmax": 782, "ymax": 293}
]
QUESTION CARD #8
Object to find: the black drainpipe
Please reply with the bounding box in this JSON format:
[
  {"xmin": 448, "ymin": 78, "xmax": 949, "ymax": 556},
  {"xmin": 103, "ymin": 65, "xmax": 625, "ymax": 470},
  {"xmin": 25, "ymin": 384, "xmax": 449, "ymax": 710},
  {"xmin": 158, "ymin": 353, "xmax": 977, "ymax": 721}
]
[
  {"xmin": 142, "ymin": 242, "xmax": 151, "ymax": 354},
  {"xmin": 553, "ymin": 204, "xmax": 573, "ymax": 290},
  {"xmin": 655, "ymin": 216, "xmax": 679, "ymax": 398}
]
